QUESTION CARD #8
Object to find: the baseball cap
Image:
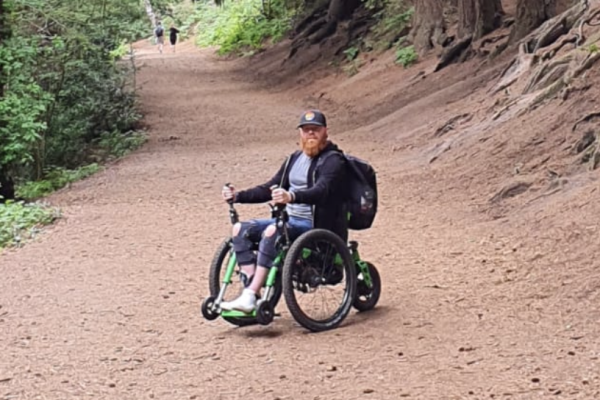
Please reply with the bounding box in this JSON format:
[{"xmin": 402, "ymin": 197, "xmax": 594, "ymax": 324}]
[{"xmin": 297, "ymin": 110, "xmax": 327, "ymax": 128}]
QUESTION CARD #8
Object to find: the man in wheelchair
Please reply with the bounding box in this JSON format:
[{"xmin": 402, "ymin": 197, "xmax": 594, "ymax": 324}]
[{"xmin": 220, "ymin": 110, "xmax": 348, "ymax": 313}]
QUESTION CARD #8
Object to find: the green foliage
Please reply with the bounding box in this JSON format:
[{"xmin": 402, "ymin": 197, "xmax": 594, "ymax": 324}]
[
  {"xmin": 343, "ymin": 46, "xmax": 359, "ymax": 62},
  {"xmin": 342, "ymin": 59, "xmax": 362, "ymax": 77},
  {"xmin": 368, "ymin": 2, "xmax": 414, "ymax": 51},
  {"xmin": 96, "ymin": 130, "xmax": 147, "ymax": 159},
  {"xmin": 0, "ymin": 0, "xmax": 147, "ymax": 185},
  {"xmin": 190, "ymin": 0, "xmax": 294, "ymax": 55},
  {"xmin": 16, "ymin": 164, "xmax": 101, "ymax": 200},
  {"xmin": 0, "ymin": 200, "xmax": 60, "ymax": 249},
  {"xmin": 382, "ymin": 6, "xmax": 414, "ymax": 35},
  {"xmin": 0, "ymin": 36, "xmax": 52, "ymax": 175},
  {"xmin": 362, "ymin": 0, "xmax": 385, "ymax": 10},
  {"xmin": 588, "ymin": 43, "xmax": 599, "ymax": 53},
  {"xmin": 395, "ymin": 44, "xmax": 417, "ymax": 68}
]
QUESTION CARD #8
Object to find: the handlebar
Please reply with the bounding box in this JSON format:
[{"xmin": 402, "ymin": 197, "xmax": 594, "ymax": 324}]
[{"xmin": 224, "ymin": 182, "xmax": 289, "ymax": 244}]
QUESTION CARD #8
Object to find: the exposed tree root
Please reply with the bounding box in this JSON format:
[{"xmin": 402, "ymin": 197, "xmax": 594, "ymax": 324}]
[
  {"xmin": 490, "ymin": 181, "xmax": 532, "ymax": 203},
  {"xmin": 573, "ymin": 129, "xmax": 596, "ymax": 153},
  {"xmin": 489, "ymin": 1, "xmax": 600, "ymax": 118},
  {"xmin": 527, "ymin": 2, "xmax": 587, "ymax": 53},
  {"xmin": 491, "ymin": 43, "xmax": 535, "ymax": 94},
  {"xmin": 285, "ymin": 3, "xmax": 371, "ymax": 63},
  {"xmin": 523, "ymin": 53, "xmax": 573, "ymax": 93},
  {"xmin": 579, "ymin": 132, "xmax": 600, "ymax": 170},
  {"xmin": 434, "ymin": 35, "xmax": 473, "ymax": 72},
  {"xmin": 572, "ymin": 111, "xmax": 600, "ymax": 132},
  {"xmin": 433, "ymin": 114, "xmax": 472, "ymax": 137}
]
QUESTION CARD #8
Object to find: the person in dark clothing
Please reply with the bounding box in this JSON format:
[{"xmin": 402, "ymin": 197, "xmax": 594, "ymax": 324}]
[
  {"xmin": 169, "ymin": 25, "xmax": 180, "ymax": 52},
  {"xmin": 154, "ymin": 22, "xmax": 164, "ymax": 53},
  {"xmin": 220, "ymin": 110, "xmax": 348, "ymax": 312}
]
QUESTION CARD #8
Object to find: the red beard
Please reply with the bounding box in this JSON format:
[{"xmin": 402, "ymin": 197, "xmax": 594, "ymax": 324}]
[{"xmin": 301, "ymin": 137, "xmax": 327, "ymax": 157}]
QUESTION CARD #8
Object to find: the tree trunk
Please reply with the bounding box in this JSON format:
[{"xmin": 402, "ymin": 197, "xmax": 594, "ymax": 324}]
[
  {"xmin": 327, "ymin": 0, "xmax": 362, "ymax": 22},
  {"xmin": 509, "ymin": 0, "xmax": 557, "ymax": 44},
  {"xmin": 143, "ymin": 0, "xmax": 157, "ymax": 28},
  {"xmin": 410, "ymin": 0, "xmax": 445, "ymax": 55},
  {"xmin": 458, "ymin": 0, "xmax": 503, "ymax": 40}
]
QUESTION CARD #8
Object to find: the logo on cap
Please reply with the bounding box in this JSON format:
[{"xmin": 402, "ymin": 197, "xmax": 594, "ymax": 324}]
[{"xmin": 304, "ymin": 112, "xmax": 315, "ymax": 121}]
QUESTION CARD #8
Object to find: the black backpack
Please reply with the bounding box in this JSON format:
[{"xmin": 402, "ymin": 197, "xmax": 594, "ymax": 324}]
[
  {"xmin": 344, "ymin": 154, "xmax": 378, "ymax": 230},
  {"xmin": 155, "ymin": 26, "xmax": 164, "ymax": 37}
]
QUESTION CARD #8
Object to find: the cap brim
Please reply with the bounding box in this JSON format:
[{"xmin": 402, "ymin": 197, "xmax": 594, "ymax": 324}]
[{"xmin": 297, "ymin": 122, "xmax": 326, "ymax": 128}]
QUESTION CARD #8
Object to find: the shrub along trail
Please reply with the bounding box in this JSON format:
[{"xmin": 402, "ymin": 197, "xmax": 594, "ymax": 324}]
[{"xmin": 1, "ymin": 40, "xmax": 598, "ymax": 399}]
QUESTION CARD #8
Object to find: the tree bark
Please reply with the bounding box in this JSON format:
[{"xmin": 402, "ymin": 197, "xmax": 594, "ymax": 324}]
[
  {"xmin": 143, "ymin": 0, "xmax": 157, "ymax": 28},
  {"xmin": 327, "ymin": 0, "xmax": 362, "ymax": 22},
  {"xmin": 509, "ymin": 0, "xmax": 557, "ymax": 44},
  {"xmin": 458, "ymin": 0, "xmax": 503, "ymax": 40},
  {"xmin": 410, "ymin": 0, "xmax": 445, "ymax": 55}
]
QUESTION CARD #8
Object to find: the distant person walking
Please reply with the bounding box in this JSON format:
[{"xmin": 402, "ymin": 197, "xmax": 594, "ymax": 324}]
[
  {"xmin": 169, "ymin": 25, "xmax": 180, "ymax": 53},
  {"xmin": 154, "ymin": 22, "xmax": 165, "ymax": 53}
]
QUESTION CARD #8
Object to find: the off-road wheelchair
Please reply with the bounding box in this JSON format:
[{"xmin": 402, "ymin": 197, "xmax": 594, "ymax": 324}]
[{"xmin": 201, "ymin": 197, "xmax": 381, "ymax": 332}]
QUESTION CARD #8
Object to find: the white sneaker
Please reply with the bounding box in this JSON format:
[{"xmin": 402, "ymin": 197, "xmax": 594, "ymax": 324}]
[{"xmin": 220, "ymin": 289, "xmax": 256, "ymax": 313}]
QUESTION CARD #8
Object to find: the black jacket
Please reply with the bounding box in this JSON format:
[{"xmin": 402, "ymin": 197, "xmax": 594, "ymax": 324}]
[{"xmin": 235, "ymin": 142, "xmax": 348, "ymax": 241}]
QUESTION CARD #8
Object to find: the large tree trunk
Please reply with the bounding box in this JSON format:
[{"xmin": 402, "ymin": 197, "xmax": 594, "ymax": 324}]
[
  {"xmin": 291, "ymin": 0, "xmax": 362, "ymax": 46},
  {"xmin": 327, "ymin": 0, "xmax": 361, "ymax": 22},
  {"xmin": 410, "ymin": 0, "xmax": 445, "ymax": 55},
  {"xmin": 143, "ymin": 0, "xmax": 157, "ymax": 28},
  {"xmin": 509, "ymin": 0, "xmax": 557, "ymax": 44},
  {"xmin": 458, "ymin": 0, "xmax": 503, "ymax": 40}
]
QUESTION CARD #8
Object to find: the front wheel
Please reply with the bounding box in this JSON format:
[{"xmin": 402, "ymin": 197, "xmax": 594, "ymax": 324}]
[
  {"xmin": 282, "ymin": 229, "xmax": 357, "ymax": 332},
  {"xmin": 353, "ymin": 262, "xmax": 381, "ymax": 312},
  {"xmin": 256, "ymin": 300, "xmax": 275, "ymax": 325},
  {"xmin": 208, "ymin": 238, "xmax": 282, "ymax": 327},
  {"xmin": 201, "ymin": 296, "xmax": 219, "ymax": 320}
]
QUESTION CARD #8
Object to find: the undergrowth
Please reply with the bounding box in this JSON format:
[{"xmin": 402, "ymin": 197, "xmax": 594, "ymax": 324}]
[
  {"xmin": 189, "ymin": 0, "xmax": 294, "ymax": 55},
  {"xmin": 0, "ymin": 201, "xmax": 60, "ymax": 249},
  {"xmin": 368, "ymin": 1, "xmax": 414, "ymax": 51},
  {"xmin": 16, "ymin": 164, "xmax": 101, "ymax": 200}
]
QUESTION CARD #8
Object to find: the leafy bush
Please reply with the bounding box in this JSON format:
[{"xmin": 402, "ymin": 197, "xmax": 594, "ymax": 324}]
[
  {"xmin": 0, "ymin": 0, "xmax": 146, "ymax": 183},
  {"xmin": 343, "ymin": 46, "xmax": 359, "ymax": 61},
  {"xmin": 191, "ymin": 0, "xmax": 293, "ymax": 55},
  {"xmin": 16, "ymin": 164, "xmax": 101, "ymax": 200},
  {"xmin": 0, "ymin": 201, "xmax": 60, "ymax": 249},
  {"xmin": 395, "ymin": 45, "xmax": 418, "ymax": 68},
  {"xmin": 96, "ymin": 130, "xmax": 147, "ymax": 159},
  {"xmin": 367, "ymin": 1, "xmax": 414, "ymax": 51},
  {"xmin": 0, "ymin": 36, "xmax": 52, "ymax": 177}
]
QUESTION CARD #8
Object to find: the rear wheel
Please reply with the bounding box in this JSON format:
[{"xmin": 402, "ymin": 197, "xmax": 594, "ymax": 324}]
[
  {"xmin": 282, "ymin": 229, "xmax": 357, "ymax": 332},
  {"xmin": 208, "ymin": 238, "xmax": 282, "ymax": 327}
]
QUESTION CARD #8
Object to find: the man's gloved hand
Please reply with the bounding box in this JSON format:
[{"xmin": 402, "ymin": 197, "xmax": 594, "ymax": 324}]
[
  {"xmin": 271, "ymin": 188, "xmax": 293, "ymax": 204},
  {"xmin": 222, "ymin": 185, "xmax": 235, "ymax": 202}
]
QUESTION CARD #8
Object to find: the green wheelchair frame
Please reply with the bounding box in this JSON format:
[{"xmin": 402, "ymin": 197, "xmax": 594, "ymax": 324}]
[{"xmin": 201, "ymin": 199, "xmax": 381, "ymax": 332}]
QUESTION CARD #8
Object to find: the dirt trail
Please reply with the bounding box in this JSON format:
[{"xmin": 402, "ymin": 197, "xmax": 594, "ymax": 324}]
[{"xmin": 1, "ymin": 40, "xmax": 599, "ymax": 400}]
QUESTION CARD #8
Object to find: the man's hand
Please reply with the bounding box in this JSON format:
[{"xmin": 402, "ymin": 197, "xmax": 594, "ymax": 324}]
[
  {"xmin": 222, "ymin": 185, "xmax": 235, "ymax": 202},
  {"xmin": 271, "ymin": 188, "xmax": 293, "ymax": 204}
]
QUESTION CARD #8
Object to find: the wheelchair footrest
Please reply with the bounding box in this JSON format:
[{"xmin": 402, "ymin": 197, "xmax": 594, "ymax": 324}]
[{"xmin": 221, "ymin": 309, "xmax": 256, "ymax": 318}]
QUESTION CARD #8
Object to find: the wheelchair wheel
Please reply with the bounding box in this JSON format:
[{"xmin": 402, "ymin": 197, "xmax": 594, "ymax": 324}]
[
  {"xmin": 282, "ymin": 229, "xmax": 357, "ymax": 332},
  {"xmin": 256, "ymin": 300, "xmax": 275, "ymax": 325},
  {"xmin": 353, "ymin": 262, "xmax": 381, "ymax": 312},
  {"xmin": 208, "ymin": 238, "xmax": 282, "ymax": 327},
  {"xmin": 201, "ymin": 296, "xmax": 219, "ymax": 320}
]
